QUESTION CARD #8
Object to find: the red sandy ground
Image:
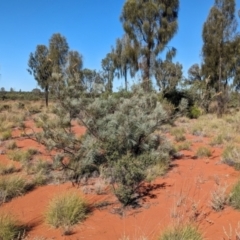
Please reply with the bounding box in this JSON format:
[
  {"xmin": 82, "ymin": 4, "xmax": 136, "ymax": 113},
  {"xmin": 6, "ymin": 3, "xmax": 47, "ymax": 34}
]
[{"xmin": 1, "ymin": 124, "xmax": 240, "ymax": 240}]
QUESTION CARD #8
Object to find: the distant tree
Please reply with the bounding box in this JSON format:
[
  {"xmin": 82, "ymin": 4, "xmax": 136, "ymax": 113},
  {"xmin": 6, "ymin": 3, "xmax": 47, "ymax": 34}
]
[
  {"xmin": 28, "ymin": 33, "xmax": 83, "ymax": 107},
  {"xmin": 155, "ymin": 59, "xmax": 182, "ymax": 94},
  {"xmin": 101, "ymin": 52, "xmax": 116, "ymax": 93},
  {"xmin": 28, "ymin": 45, "xmax": 52, "ymax": 107},
  {"xmin": 202, "ymin": 0, "xmax": 238, "ymax": 116},
  {"xmin": 121, "ymin": 0, "xmax": 179, "ymax": 91},
  {"xmin": 113, "ymin": 35, "xmax": 139, "ymax": 91},
  {"xmin": 0, "ymin": 87, "xmax": 5, "ymax": 92},
  {"xmin": 32, "ymin": 88, "xmax": 41, "ymax": 93},
  {"xmin": 188, "ymin": 64, "xmax": 202, "ymax": 82},
  {"xmin": 10, "ymin": 87, "xmax": 15, "ymax": 92}
]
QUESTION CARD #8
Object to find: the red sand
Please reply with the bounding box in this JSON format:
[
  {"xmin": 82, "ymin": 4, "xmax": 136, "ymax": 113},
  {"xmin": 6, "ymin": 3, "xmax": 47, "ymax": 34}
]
[{"xmin": 0, "ymin": 123, "xmax": 240, "ymax": 239}]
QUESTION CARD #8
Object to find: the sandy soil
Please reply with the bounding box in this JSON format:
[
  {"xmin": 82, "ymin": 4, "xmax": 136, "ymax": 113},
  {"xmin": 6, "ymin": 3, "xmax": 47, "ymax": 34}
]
[{"xmin": 0, "ymin": 121, "xmax": 240, "ymax": 240}]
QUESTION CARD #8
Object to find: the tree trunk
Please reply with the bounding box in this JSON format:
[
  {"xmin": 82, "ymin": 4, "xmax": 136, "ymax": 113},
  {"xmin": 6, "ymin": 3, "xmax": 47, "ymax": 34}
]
[
  {"xmin": 124, "ymin": 66, "xmax": 128, "ymax": 91},
  {"xmin": 45, "ymin": 85, "xmax": 49, "ymax": 107}
]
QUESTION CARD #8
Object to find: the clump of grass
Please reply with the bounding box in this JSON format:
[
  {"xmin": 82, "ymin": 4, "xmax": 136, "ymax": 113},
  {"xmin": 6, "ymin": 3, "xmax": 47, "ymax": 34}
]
[
  {"xmin": 0, "ymin": 212, "xmax": 24, "ymax": 240},
  {"xmin": 0, "ymin": 164, "xmax": 17, "ymax": 175},
  {"xmin": 24, "ymin": 159, "xmax": 51, "ymax": 175},
  {"xmin": 7, "ymin": 149, "xmax": 31, "ymax": 162},
  {"xmin": 222, "ymin": 145, "xmax": 240, "ymax": 170},
  {"xmin": 45, "ymin": 192, "xmax": 88, "ymax": 235},
  {"xmin": 176, "ymin": 141, "xmax": 191, "ymax": 151},
  {"xmin": 196, "ymin": 146, "xmax": 212, "ymax": 158},
  {"xmin": 158, "ymin": 224, "xmax": 203, "ymax": 240},
  {"xmin": 229, "ymin": 180, "xmax": 240, "ymax": 210},
  {"xmin": 0, "ymin": 130, "xmax": 12, "ymax": 141},
  {"xmin": 210, "ymin": 134, "xmax": 224, "ymax": 146},
  {"xmin": 32, "ymin": 170, "xmax": 49, "ymax": 186},
  {"xmin": 171, "ymin": 128, "xmax": 186, "ymax": 142},
  {"xmin": 0, "ymin": 175, "xmax": 30, "ymax": 203},
  {"xmin": 5, "ymin": 140, "xmax": 17, "ymax": 150},
  {"xmin": 209, "ymin": 185, "xmax": 228, "ymax": 211}
]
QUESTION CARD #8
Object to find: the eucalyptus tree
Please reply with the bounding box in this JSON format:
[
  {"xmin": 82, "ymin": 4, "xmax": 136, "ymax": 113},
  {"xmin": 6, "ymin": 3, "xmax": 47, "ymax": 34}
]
[
  {"xmin": 202, "ymin": 0, "xmax": 238, "ymax": 116},
  {"xmin": 113, "ymin": 35, "xmax": 139, "ymax": 91},
  {"xmin": 28, "ymin": 45, "xmax": 52, "ymax": 107},
  {"xmin": 121, "ymin": 0, "xmax": 179, "ymax": 91},
  {"xmin": 155, "ymin": 59, "xmax": 182, "ymax": 94},
  {"xmin": 101, "ymin": 52, "xmax": 116, "ymax": 93},
  {"xmin": 28, "ymin": 33, "xmax": 83, "ymax": 106}
]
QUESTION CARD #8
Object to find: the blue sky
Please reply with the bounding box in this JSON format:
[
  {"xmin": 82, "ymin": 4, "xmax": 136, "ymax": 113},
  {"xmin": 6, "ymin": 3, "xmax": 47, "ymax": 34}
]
[{"xmin": 0, "ymin": 0, "xmax": 239, "ymax": 91}]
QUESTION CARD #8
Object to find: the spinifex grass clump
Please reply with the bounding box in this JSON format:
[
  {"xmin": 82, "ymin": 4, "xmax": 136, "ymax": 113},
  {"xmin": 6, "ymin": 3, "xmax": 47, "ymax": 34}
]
[
  {"xmin": 158, "ymin": 224, "xmax": 203, "ymax": 240},
  {"xmin": 222, "ymin": 145, "xmax": 240, "ymax": 170},
  {"xmin": 196, "ymin": 146, "xmax": 212, "ymax": 158},
  {"xmin": 0, "ymin": 212, "xmax": 24, "ymax": 240},
  {"xmin": 45, "ymin": 192, "xmax": 88, "ymax": 235},
  {"xmin": 0, "ymin": 175, "xmax": 32, "ymax": 203},
  {"xmin": 229, "ymin": 180, "xmax": 240, "ymax": 209}
]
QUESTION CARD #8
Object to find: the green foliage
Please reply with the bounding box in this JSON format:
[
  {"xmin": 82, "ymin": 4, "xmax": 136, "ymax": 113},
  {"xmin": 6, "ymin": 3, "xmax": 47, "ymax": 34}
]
[
  {"xmin": 158, "ymin": 224, "xmax": 203, "ymax": 240},
  {"xmin": 189, "ymin": 106, "xmax": 201, "ymax": 119},
  {"xmin": 45, "ymin": 192, "xmax": 88, "ymax": 235},
  {"xmin": 196, "ymin": 146, "xmax": 212, "ymax": 158},
  {"xmin": 229, "ymin": 180, "xmax": 240, "ymax": 209}
]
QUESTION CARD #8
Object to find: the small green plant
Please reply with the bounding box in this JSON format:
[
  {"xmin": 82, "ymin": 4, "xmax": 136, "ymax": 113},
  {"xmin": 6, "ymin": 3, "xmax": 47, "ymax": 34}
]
[
  {"xmin": 229, "ymin": 180, "xmax": 240, "ymax": 210},
  {"xmin": 189, "ymin": 106, "xmax": 201, "ymax": 119},
  {"xmin": 196, "ymin": 146, "xmax": 212, "ymax": 158},
  {"xmin": 0, "ymin": 212, "xmax": 23, "ymax": 240},
  {"xmin": 222, "ymin": 145, "xmax": 240, "ymax": 170},
  {"xmin": 45, "ymin": 192, "xmax": 88, "ymax": 235},
  {"xmin": 0, "ymin": 175, "xmax": 30, "ymax": 203},
  {"xmin": 158, "ymin": 224, "xmax": 203, "ymax": 240}
]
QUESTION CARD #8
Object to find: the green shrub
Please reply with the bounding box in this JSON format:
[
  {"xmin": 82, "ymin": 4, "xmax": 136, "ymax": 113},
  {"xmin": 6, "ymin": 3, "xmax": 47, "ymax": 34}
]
[
  {"xmin": 229, "ymin": 180, "xmax": 240, "ymax": 209},
  {"xmin": 158, "ymin": 224, "xmax": 203, "ymax": 240},
  {"xmin": 0, "ymin": 212, "xmax": 23, "ymax": 240},
  {"xmin": 196, "ymin": 146, "xmax": 212, "ymax": 158},
  {"xmin": 0, "ymin": 175, "xmax": 30, "ymax": 203},
  {"xmin": 45, "ymin": 192, "xmax": 88, "ymax": 235},
  {"xmin": 189, "ymin": 106, "xmax": 201, "ymax": 119}
]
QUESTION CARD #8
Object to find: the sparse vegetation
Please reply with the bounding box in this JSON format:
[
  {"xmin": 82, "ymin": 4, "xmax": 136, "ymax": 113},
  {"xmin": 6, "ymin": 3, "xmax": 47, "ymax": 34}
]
[{"xmin": 222, "ymin": 145, "xmax": 240, "ymax": 170}]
